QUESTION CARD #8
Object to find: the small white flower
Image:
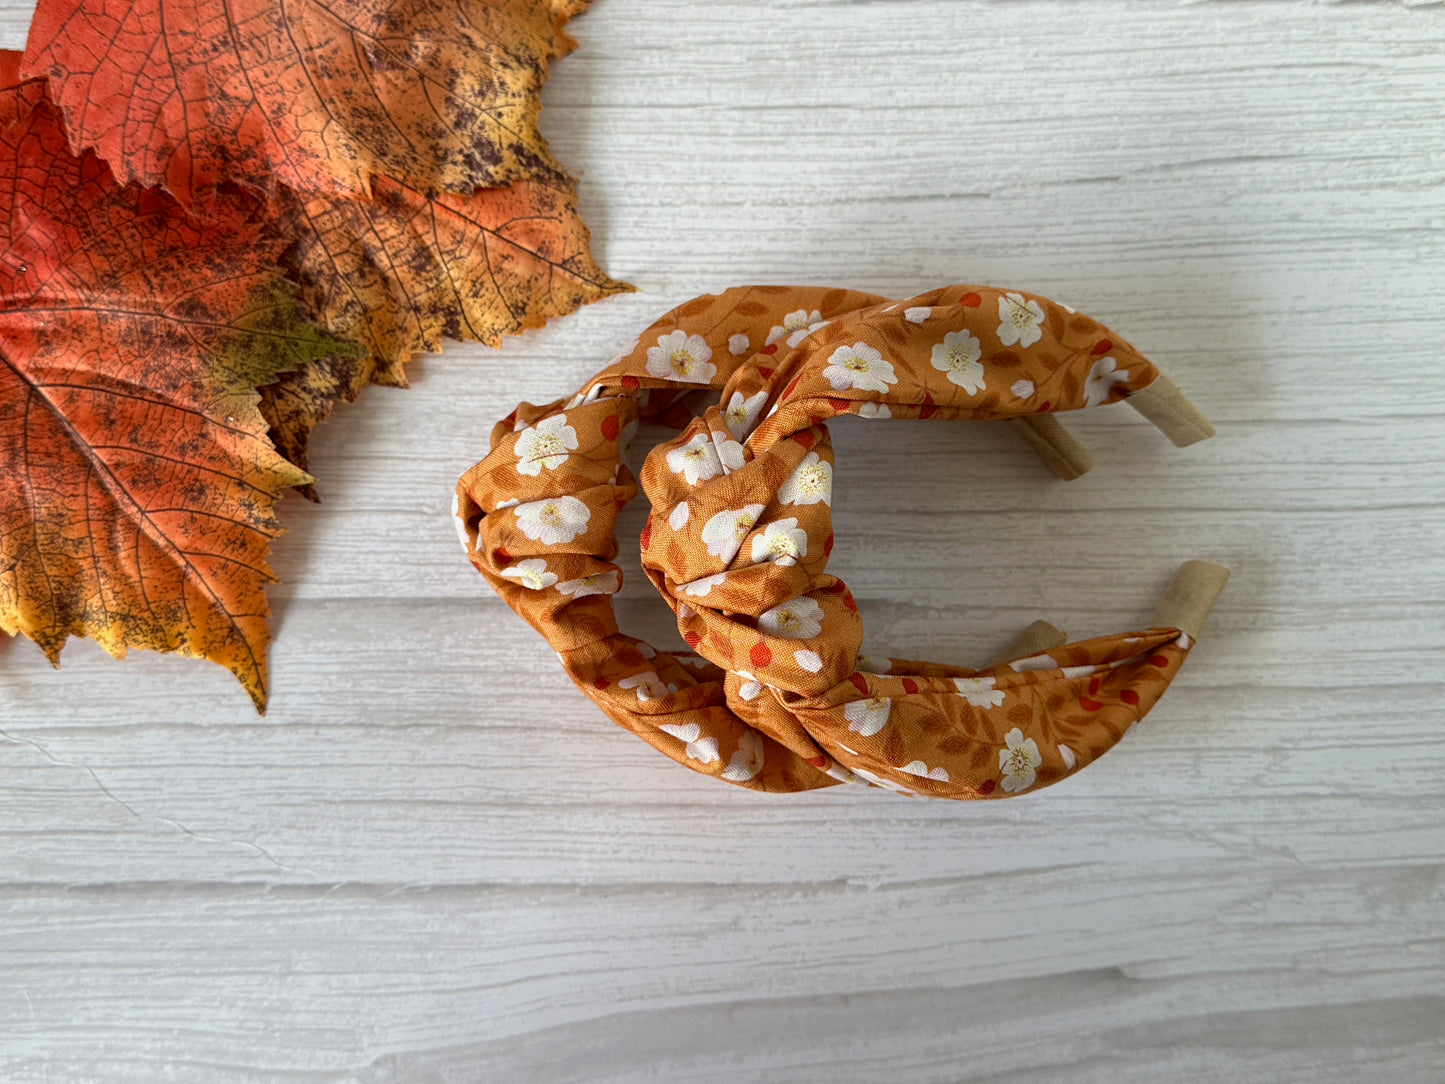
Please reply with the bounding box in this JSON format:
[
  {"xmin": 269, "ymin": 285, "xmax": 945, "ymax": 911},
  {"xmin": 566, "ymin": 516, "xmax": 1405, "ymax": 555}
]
[
  {"xmin": 711, "ymin": 430, "xmax": 746, "ymax": 473},
  {"xmin": 635, "ymin": 642, "xmax": 657, "ymax": 659},
  {"xmin": 619, "ymin": 671, "xmax": 669, "ymax": 702},
  {"xmin": 666, "ymin": 432, "xmax": 723, "ymax": 486},
  {"xmin": 513, "ymin": 496, "xmax": 591, "ymax": 545},
  {"xmin": 824, "ymin": 760, "xmax": 861, "ymax": 784},
  {"xmin": 681, "ymin": 572, "xmax": 728, "ymax": 597},
  {"xmin": 954, "ymin": 676, "xmax": 1006, "ymax": 708},
  {"xmin": 659, "ymin": 722, "xmax": 721, "ymax": 764},
  {"xmin": 857, "ymin": 655, "xmax": 891, "ymax": 674},
  {"xmin": 904, "ymin": 306, "xmax": 931, "ymax": 324},
  {"xmin": 901, "ymin": 760, "xmax": 950, "ymax": 782},
  {"xmin": 495, "ymin": 498, "xmax": 521, "ymax": 510},
  {"xmin": 1011, "ymin": 379, "xmax": 1035, "ymax": 398},
  {"xmin": 508, "ymin": 416, "xmax": 575, "ymax": 474},
  {"xmin": 852, "ymin": 766, "xmax": 916, "ymax": 796},
  {"xmin": 996, "ymin": 292, "xmax": 1046, "ymax": 348},
  {"xmin": 450, "ymin": 492, "xmax": 470, "ymax": 553},
  {"xmin": 646, "ymin": 330, "xmax": 716, "ymax": 383},
  {"xmin": 1061, "ymin": 665, "xmax": 1096, "ymax": 680},
  {"xmin": 823, "ymin": 342, "xmax": 898, "ymax": 394},
  {"xmin": 778, "ymin": 451, "xmax": 833, "ymax": 506},
  {"xmin": 1059, "ymin": 744, "xmax": 1077, "ymax": 770},
  {"xmin": 858, "ymin": 402, "xmax": 892, "ymax": 419},
  {"xmin": 728, "ymin": 333, "xmax": 751, "ymax": 356},
  {"xmin": 720, "ymin": 730, "xmax": 766, "ymax": 782},
  {"xmin": 999, "ymin": 727, "xmax": 1043, "ymax": 792},
  {"xmin": 1176, "ymin": 631, "xmax": 1192, "ymax": 650},
  {"xmin": 500, "ymin": 558, "xmax": 557, "ymax": 591},
  {"xmin": 702, "ymin": 504, "xmax": 765, "ymax": 562},
  {"xmin": 556, "ymin": 570, "xmax": 620, "ymax": 598},
  {"xmin": 1009, "ymin": 653, "xmax": 1058, "ymax": 673},
  {"xmin": 750, "ymin": 518, "xmax": 808, "ymax": 566},
  {"xmin": 1083, "ymin": 356, "xmax": 1130, "ymax": 407},
  {"xmin": 794, "ymin": 649, "xmax": 824, "ymax": 673},
  {"xmin": 669, "ymin": 502, "xmax": 691, "ymax": 530},
  {"xmin": 930, "ymin": 330, "xmax": 985, "ymax": 393},
  {"xmin": 733, "ymin": 670, "xmax": 763, "ymax": 701},
  {"xmin": 722, "ymin": 390, "xmax": 769, "ymax": 440},
  {"xmin": 759, "ymin": 596, "xmax": 824, "ymax": 639},
  {"xmin": 843, "ymin": 696, "xmax": 891, "ymax": 736},
  {"xmin": 767, "ymin": 309, "xmax": 829, "ymax": 348}
]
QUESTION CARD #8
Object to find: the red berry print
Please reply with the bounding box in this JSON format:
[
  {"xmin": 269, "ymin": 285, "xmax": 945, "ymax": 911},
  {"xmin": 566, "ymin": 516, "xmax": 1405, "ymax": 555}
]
[
  {"xmin": 600, "ymin": 414, "xmax": 621, "ymax": 440},
  {"xmin": 1080, "ymin": 696, "xmax": 1103, "ymax": 711},
  {"xmin": 902, "ymin": 678, "xmax": 919, "ymax": 694},
  {"xmin": 493, "ymin": 547, "xmax": 513, "ymax": 566},
  {"xmin": 1036, "ymin": 401, "xmax": 1052, "ymax": 413},
  {"xmin": 1120, "ymin": 689, "xmax": 1140, "ymax": 706},
  {"xmin": 962, "ymin": 292, "xmax": 982, "ymax": 308},
  {"xmin": 757, "ymin": 366, "xmax": 775, "ymax": 380},
  {"xmin": 760, "ymin": 343, "xmax": 778, "ymax": 356},
  {"xmin": 977, "ymin": 779, "xmax": 996, "ymax": 795},
  {"xmin": 640, "ymin": 519, "xmax": 652, "ymax": 550},
  {"xmin": 829, "ymin": 398, "xmax": 850, "ymax": 412},
  {"xmin": 1092, "ymin": 339, "xmax": 1113, "ymax": 356},
  {"xmin": 794, "ymin": 429, "xmax": 816, "ymax": 451},
  {"xmin": 621, "ymin": 374, "xmax": 640, "ymax": 389},
  {"xmin": 684, "ymin": 630, "xmax": 702, "ymax": 648},
  {"xmin": 750, "ymin": 642, "xmax": 773, "ymax": 668},
  {"xmin": 849, "ymin": 672, "xmax": 869, "ymax": 695},
  {"xmin": 1149, "ymin": 655, "xmax": 1170, "ymax": 668},
  {"xmin": 807, "ymin": 755, "xmax": 829, "ymax": 768},
  {"xmin": 593, "ymin": 677, "xmax": 610, "ymax": 690}
]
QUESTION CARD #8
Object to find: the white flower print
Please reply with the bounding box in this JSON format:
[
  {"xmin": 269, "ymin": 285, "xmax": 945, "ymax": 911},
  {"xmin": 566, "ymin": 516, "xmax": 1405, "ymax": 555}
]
[
  {"xmin": 1009, "ymin": 652, "xmax": 1058, "ymax": 673},
  {"xmin": 681, "ymin": 572, "xmax": 728, "ymax": 598},
  {"xmin": 930, "ymin": 330, "xmax": 985, "ymax": 394},
  {"xmin": 824, "ymin": 760, "xmax": 861, "ymax": 784},
  {"xmin": 750, "ymin": 518, "xmax": 808, "ymax": 566},
  {"xmin": 666, "ymin": 432, "xmax": 723, "ymax": 486},
  {"xmin": 702, "ymin": 504, "xmax": 765, "ymax": 562},
  {"xmin": 556, "ymin": 570, "xmax": 620, "ymax": 598},
  {"xmin": 720, "ymin": 730, "xmax": 766, "ymax": 782},
  {"xmin": 722, "ymin": 390, "xmax": 769, "ymax": 440},
  {"xmin": 1011, "ymin": 379, "xmax": 1036, "ymax": 399},
  {"xmin": 513, "ymin": 496, "xmax": 591, "ymax": 545},
  {"xmin": 646, "ymin": 330, "xmax": 717, "ymax": 383},
  {"xmin": 669, "ymin": 502, "xmax": 690, "ymax": 530},
  {"xmin": 733, "ymin": 670, "xmax": 763, "ymax": 701},
  {"xmin": 999, "ymin": 727, "xmax": 1043, "ymax": 792},
  {"xmin": 794, "ymin": 649, "xmax": 824, "ymax": 673},
  {"xmin": 659, "ymin": 722, "xmax": 720, "ymax": 764},
  {"xmin": 495, "ymin": 498, "xmax": 520, "ymax": 510},
  {"xmin": 904, "ymin": 306, "xmax": 931, "ymax": 324},
  {"xmin": 759, "ymin": 596, "xmax": 824, "ymax": 639},
  {"xmin": 901, "ymin": 760, "xmax": 950, "ymax": 782},
  {"xmin": 728, "ymin": 333, "xmax": 751, "ymax": 356},
  {"xmin": 843, "ymin": 696, "xmax": 891, "ymax": 736},
  {"xmin": 1083, "ymin": 356, "xmax": 1130, "ymax": 407},
  {"xmin": 996, "ymin": 292, "xmax": 1046, "ymax": 348},
  {"xmin": 500, "ymin": 558, "xmax": 557, "ymax": 591},
  {"xmin": 857, "ymin": 655, "xmax": 891, "ymax": 674},
  {"xmin": 711, "ymin": 430, "xmax": 746, "ymax": 473},
  {"xmin": 778, "ymin": 452, "xmax": 833, "ymax": 506},
  {"xmin": 851, "ymin": 766, "xmax": 916, "ymax": 796},
  {"xmin": 1059, "ymin": 744, "xmax": 1077, "ymax": 770},
  {"xmin": 954, "ymin": 676, "xmax": 1006, "ymax": 708},
  {"xmin": 619, "ymin": 671, "xmax": 670, "ymax": 702},
  {"xmin": 636, "ymin": 642, "xmax": 657, "ymax": 659},
  {"xmin": 823, "ymin": 342, "xmax": 898, "ymax": 394},
  {"xmin": 512, "ymin": 413, "xmax": 579, "ymax": 475},
  {"xmin": 767, "ymin": 309, "xmax": 829, "ymax": 348},
  {"xmin": 858, "ymin": 402, "xmax": 892, "ymax": 419}
]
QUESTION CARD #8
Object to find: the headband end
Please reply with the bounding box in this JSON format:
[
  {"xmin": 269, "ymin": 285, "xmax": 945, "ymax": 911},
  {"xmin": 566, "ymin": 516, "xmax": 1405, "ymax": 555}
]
[
  {"xmin": 1129, "ymin": 375, "xmax": 1215, "ymax": 447},
  {"xmin": 1151, "ymin": 560, "xmax": 1231, "ymax": 639}
]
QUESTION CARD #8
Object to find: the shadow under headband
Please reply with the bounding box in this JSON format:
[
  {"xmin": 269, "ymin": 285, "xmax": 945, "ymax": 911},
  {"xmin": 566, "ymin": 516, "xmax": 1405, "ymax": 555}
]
[{"xmin": 454, "ymin": 285, "xmax": 1228, "ymax": 798}]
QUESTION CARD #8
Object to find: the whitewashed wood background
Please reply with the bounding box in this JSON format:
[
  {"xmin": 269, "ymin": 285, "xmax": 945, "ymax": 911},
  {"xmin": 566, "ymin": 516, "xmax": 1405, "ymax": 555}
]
[{"xmin": 3, "ymin": 1, "xmax": 1444, "ymax": 1080}]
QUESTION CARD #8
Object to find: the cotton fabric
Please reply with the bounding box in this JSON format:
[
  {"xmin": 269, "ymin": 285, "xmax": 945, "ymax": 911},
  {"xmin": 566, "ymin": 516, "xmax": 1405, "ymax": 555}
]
[{"xmin": 455, "ymin": 285, "xmax": 1226, "ymax": 798}]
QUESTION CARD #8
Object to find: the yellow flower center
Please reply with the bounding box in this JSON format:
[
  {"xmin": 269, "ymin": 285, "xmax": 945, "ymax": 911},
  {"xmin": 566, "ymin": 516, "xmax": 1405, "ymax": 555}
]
[
  {"xmin": 798, "ymin": 466, "xmax": 828, "ymax": 496},
  {"xmin": 671, "ymin": 349, "xmax": 695, "ymax": 375},
  {"xmin": 1005, "ymin": 747, "xmax": 1032, "ymax": 775}
]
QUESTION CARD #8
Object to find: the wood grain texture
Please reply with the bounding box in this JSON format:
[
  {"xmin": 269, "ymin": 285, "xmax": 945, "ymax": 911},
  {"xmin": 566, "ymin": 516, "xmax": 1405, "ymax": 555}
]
[{"xmin": 2, "ymin": 0, "xmax": 1444, "ymax": 1080}]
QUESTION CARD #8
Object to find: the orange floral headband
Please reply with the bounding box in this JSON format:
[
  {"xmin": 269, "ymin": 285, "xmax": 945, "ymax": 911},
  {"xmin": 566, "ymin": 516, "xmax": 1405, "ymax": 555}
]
[{"xmin": 455, "ymin": 286, "xmax": 1228, "ymax": 798}]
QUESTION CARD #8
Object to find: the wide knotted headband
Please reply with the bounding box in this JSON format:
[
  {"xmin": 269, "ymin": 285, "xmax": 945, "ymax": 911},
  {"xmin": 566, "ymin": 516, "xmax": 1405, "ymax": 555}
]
[{"xmin": 454, "ymin": 285, "xmax": 1229, "ymax": 798}]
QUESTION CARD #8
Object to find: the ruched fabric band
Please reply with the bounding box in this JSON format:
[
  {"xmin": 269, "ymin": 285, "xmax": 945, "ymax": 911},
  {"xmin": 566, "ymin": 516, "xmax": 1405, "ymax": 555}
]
[{"xmin": 455, "ymin": 285, "xmax": 1228, "ymax": 798}]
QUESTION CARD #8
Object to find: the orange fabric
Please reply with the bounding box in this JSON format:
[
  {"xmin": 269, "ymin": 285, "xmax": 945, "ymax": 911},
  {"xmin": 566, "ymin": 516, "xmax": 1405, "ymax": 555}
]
[{"xmin": 455, "ymin": 285, "xmax": 1223, "ymax": 798}]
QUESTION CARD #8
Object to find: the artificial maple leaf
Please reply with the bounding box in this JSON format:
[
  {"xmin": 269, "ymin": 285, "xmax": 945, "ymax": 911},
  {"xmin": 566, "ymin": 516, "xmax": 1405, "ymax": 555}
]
[
  {"xmin": 257, "ymin": 175, "xmax": 630, "ymax": 492},
  {"xmin": 22, "ymin": 0, "xmax": 594, "ymax": 206},
  {"xmin": 0, "ymin": 66, "xmax": 360, "ymax": 710}
]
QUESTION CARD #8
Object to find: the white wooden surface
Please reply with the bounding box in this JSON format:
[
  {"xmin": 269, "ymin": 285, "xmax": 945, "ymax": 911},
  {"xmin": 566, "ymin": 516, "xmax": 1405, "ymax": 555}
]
[{"xmin": 3, "ymin": 1, "xmax": 1444, "ymax": 1080}]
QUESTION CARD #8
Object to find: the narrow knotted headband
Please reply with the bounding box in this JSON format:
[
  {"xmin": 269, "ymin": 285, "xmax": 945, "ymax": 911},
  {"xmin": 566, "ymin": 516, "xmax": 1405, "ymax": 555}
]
[{"xmin": 455, "ymin": 286, "xmax": 1229, "ymax": 798}]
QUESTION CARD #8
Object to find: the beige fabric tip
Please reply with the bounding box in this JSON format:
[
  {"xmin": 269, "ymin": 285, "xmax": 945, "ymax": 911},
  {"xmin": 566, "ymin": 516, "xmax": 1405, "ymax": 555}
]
[
  {"xmin": 1008, "ymin": 415, "xmax": 1094, "ymax": 480},
  {"xmin": 1152, "ymin": 561, "xmax": 1231, "ymax": 639},
  {"xmin": 990, "ymin": 619, "xmax": 1069, "ymax": 666},
  {"xmin": 1128, "ymin": 374, "xmax": 1216, "ymax": 447}
]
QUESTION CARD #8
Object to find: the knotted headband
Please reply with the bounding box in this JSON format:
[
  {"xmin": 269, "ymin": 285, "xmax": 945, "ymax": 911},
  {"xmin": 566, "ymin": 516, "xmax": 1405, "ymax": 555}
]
[{"xmin": 455, "ymin": 286, "xmax": 1229, "ymax": 798}]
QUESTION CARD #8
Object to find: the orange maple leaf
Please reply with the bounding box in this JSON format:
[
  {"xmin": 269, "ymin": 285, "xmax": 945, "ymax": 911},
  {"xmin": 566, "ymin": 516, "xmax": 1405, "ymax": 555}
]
[
  {"xmin": 0, "ymin": 67, "xmax": 360, "ymax": 709},
  {"xmin": 258, "ymin": 175, "xmax": 631, "ymax": 490},
  {"xmin": 21, "ymin": 0, "xmax": 593, "ymax": 206}
]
